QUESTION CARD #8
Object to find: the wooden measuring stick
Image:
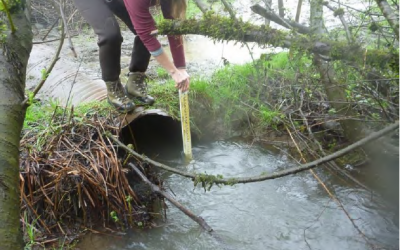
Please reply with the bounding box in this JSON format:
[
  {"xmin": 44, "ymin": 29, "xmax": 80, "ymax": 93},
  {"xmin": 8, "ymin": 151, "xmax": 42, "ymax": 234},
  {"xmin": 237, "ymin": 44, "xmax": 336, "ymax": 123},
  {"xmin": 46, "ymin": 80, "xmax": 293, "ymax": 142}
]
[{"xmin": 179, "ymin": 90, "xmax": 192, "ymax": 161}]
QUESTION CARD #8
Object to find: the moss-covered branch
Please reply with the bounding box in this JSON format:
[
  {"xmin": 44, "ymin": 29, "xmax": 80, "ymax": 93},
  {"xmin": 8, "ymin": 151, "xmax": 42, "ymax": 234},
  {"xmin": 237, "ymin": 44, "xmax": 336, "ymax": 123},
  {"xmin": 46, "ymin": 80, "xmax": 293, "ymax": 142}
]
[
  {"xmin": 107, "ymin": 121, "xmax": 398, "ymax": 187},
  {"xmin": 157, "ymin": 15, "xmax": 398, "ymax": 70},
  {"xmin": 158, "ymin": 13, "xmax": 288, "ymax": 46}
]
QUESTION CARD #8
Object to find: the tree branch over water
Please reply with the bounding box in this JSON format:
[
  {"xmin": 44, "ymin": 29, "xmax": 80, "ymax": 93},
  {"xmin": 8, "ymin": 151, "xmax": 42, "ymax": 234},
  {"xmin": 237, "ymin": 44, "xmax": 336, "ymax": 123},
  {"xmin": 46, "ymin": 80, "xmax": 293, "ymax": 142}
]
[
  {"xmin": 107, "ymin": 121, "xmax": 399, "ymax": 186},
  {"xmin": 157, "ymin": 16, "xmax": 398, "ymax": 69}
]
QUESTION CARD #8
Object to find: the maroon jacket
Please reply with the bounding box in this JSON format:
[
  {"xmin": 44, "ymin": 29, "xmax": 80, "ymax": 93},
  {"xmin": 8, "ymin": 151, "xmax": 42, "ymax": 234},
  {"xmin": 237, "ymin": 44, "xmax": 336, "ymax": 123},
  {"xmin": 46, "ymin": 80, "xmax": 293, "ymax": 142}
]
[{"xmin": 123, "ymin": 0, "xmax": 186, "ymax": 68}]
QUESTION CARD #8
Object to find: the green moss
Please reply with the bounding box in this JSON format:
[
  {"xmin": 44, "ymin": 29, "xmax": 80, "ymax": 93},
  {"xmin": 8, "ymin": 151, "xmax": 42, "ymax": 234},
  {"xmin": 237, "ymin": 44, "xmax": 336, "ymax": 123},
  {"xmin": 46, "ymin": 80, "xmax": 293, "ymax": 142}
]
[
  {"xmin": 333, "ymin": 8, "xmax": 344, "ymax": 17},
  {"xmin": 157, "ymin": 12, "xmax": 287, "ymax": 46},
  {"xmin": 193, "ymin": 173, "xmax": 224, "ymax": 191}
]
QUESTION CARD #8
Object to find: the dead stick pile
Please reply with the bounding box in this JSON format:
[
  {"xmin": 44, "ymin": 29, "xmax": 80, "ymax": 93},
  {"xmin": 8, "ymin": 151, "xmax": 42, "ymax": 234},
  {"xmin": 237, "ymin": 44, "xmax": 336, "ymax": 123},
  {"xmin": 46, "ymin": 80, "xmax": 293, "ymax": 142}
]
[{"xmin": 19, "ymin": 109, "xmax": 157, "ymax": 244}]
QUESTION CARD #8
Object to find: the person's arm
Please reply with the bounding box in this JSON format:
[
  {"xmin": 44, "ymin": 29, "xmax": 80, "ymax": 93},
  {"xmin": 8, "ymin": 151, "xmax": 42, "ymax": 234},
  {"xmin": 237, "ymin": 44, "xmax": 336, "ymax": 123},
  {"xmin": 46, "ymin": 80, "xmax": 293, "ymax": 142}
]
[
  {"xmin": 160, "ymin": 0, "xmax": 186, "ymax": 69},
  {"xmin": 154, "ymin": 51, "xmax": 189, "ymax": 92},
  {"xmin": 123, "ymin": 0, "xmax": 189, "ymax": 91}
]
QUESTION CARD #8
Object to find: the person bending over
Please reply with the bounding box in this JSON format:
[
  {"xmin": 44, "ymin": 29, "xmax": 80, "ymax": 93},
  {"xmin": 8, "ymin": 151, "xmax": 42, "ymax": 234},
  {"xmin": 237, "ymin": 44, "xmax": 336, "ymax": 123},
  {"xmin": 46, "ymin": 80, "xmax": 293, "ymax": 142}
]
[{"xmin": 73, "ymin": 0, "xmax": 189, "ymax": 113}]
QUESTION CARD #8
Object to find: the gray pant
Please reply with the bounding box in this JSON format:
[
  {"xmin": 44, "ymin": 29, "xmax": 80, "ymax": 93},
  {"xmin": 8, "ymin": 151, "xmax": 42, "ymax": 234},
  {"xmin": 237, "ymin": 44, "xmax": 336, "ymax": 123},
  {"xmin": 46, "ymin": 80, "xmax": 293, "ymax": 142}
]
[{"xmin": 73, "ymin": 0, "xmax": 151, "ymax": 81}]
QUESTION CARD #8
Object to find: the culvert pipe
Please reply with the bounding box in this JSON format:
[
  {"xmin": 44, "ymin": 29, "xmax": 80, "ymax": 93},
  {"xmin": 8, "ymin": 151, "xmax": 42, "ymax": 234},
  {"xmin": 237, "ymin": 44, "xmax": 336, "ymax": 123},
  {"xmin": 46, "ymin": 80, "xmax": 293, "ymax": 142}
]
[
  {"xmin": 119, "ymin": 108, "xmax": 187, "ymax": 160},
  {"xmin": 27, "ymin": 43, "xmax": 189, "ymax": 159}
]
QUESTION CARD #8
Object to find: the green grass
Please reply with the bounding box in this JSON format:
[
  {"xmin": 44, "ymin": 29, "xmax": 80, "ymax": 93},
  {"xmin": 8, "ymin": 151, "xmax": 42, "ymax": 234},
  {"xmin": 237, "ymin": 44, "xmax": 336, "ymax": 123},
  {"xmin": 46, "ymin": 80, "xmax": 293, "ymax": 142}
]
[
  {"xmin": 23, "ymin": 98, "xmax": 63, "ymax": 131},
  {"xmin": 259, "ymin": 105, "xmax": 283, "ymax": 128},
  {"xmin": 24, "ymin": 211, "xmax": 39, "ymax": 250},
  {"xmin": 261, "ymin": 51, "xmax": 312, "ymax": 80},
  {"xmin": 24, "ymin": 100, "xmax": 112, "ymax": 131},
  {"xmin": 23, "ymin": 99, "xmax": 114, "ymax": 151},
  {"xmin": 184, "ymin": 62, "xmax": 283, "ymax": 129},
  {"xmin": 156, "ymin": 67, "xmax": 169, "ymax": 79},
  {"xmin": 148, "ymin": 80, "xmax": 181, "ymax": 119}
]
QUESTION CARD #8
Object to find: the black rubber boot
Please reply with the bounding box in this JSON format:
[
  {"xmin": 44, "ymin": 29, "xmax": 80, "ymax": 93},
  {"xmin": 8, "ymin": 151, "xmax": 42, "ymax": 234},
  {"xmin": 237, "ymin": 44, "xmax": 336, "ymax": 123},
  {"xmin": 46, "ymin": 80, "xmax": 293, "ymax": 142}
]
[
  {"xmin": 105, "ymin": 79, "xmax": 135, "ymax": 113},
  {"xmin": 125, "ymin": 72, "xmax": 155, "ymax": 106}
]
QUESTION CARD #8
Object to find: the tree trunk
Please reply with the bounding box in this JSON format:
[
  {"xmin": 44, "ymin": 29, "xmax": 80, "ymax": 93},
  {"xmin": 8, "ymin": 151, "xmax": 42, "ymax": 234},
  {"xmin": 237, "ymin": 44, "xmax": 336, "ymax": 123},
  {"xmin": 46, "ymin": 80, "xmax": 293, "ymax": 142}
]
[
  {"xmin": 0, "ymin": 4, "xmax": 32, "ymax": 250},
  {"xmin": 310, "ymin": 0, "xmax": 367, "ymax": 142},
  {"xmin": 277, "ymin": 0, "xmax": 285, "ymax": 17},
  {"xmin": 261, "ymin": 0, "xmax": 272, "ymax": 26},
  {"xmin": 375, "ymin": 0, "xmax": 399, "ymax": 40}
]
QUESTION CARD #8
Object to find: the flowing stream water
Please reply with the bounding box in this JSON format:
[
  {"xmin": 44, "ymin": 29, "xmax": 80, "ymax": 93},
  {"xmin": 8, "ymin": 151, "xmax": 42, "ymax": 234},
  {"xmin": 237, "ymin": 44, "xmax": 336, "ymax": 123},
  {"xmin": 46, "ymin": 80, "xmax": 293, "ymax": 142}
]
[{"xmin": 76, "ymin": 141, "xmax": 399, "ymax": 250}]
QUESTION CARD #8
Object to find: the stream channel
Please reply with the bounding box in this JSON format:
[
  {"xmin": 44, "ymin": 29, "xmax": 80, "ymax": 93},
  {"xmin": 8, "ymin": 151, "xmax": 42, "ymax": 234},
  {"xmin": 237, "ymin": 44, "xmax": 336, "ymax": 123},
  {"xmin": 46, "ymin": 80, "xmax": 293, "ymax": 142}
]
[{"xmin": 76, "ymin": 140, "xmax": 399, "ymax": 250}]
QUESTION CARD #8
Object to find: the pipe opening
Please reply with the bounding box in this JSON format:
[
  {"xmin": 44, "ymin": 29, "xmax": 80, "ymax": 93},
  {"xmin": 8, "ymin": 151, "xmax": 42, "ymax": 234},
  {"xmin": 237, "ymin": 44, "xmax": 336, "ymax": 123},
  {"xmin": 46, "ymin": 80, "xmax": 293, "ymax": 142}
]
[{"xmin": 120, "ymin": 113, "xmax": 193, "ymax": 160}]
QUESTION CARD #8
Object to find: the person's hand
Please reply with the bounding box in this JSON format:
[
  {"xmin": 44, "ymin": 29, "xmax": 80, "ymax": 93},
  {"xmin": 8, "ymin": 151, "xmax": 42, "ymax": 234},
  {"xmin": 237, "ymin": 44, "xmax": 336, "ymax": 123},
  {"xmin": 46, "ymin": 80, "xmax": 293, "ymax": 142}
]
[{"xmin": 171, "ymin": 69, "xmax": 190, "ymax": 92}]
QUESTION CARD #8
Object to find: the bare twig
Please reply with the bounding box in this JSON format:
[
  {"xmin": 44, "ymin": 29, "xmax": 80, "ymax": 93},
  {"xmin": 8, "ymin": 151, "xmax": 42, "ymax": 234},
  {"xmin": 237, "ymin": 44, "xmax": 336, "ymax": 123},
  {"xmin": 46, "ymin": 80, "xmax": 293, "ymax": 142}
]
[
  {"xmin": 220, "ymin": 0, "xmax": 257, "ymax": 69},
  {"xmin": 323, "ymin": 3, "xmax": 354, "ymax": 43},
  {"xmin": 22, "ymin": 17, "xmax": 65, "ymax": 107},
  {"xmin": 129, "ymin": 163, "xmax": 213, "ymax": 232},
  {"xmin": 108, "ymin": 121, "xmax": 399, "ymax": 185},
  {"xmin": 250, "ymin": 4, "xmax": 310, "ymax": 33},
  {"xmin": 296, "ymin": 92, "xmax": 371, "ymax": 190},
  {"xmin": 33, "ymin": 34, "xmax": 79, "ymax": 44},
  {"xmin": 55, "ymin": 0, "xmax": 78, "ymax": 57},
  {"xmin": 62, "ymin": 55, "xmax": 84, "ymax": 122},
  {"xmin": 42, "ymin": 17, "xmax": 59, "ymax": 41}
]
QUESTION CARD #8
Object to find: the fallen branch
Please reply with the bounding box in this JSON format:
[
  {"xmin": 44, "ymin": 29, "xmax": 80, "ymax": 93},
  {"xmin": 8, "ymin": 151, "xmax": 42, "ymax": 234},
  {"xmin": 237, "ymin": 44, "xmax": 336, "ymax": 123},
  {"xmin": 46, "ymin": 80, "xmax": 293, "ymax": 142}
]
[
  {"xmin": 157, "ymin": 16, "xmax": 398, "ymax": 69},
  {"xmin": 129, "ymin": 163, "xmax": 213, "ymax": 232},
  {"xmin": 107, "ymin": 121, "xmax": 399, "ymax": 186}
]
